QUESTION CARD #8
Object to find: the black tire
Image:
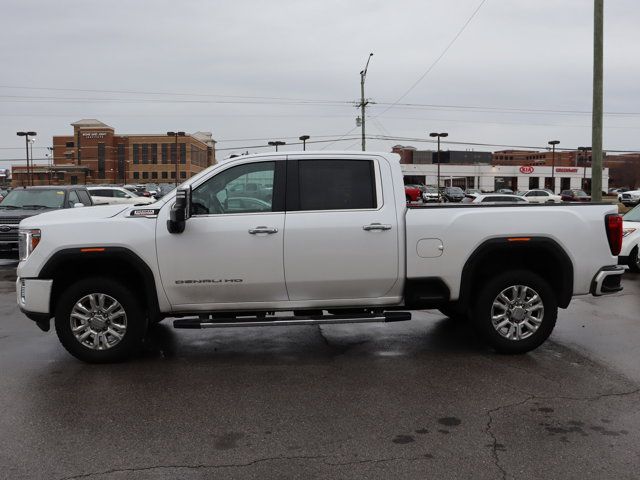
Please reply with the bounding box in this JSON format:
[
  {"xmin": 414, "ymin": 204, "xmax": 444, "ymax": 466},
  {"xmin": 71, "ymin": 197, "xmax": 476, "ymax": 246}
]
[
  {"xmin": 54, "ymin": 277, "xmax": 148, "ymax": 363},
  {"xmin": 629, "ymin": 247, "xmax": 640, "ymax": 273},
  {"xmin": 471, "ymin": 270, "xmax": 557, "ymax": 354}
]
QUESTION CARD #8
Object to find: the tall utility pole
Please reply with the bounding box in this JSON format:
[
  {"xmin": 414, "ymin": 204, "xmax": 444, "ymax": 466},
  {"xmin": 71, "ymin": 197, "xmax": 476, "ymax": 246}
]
[
  {"xmin": 591, "ymin": 0, "xmax": 604, "ymax": 201},
  {"xmin": 358, "ymin": 53, "xmax": 374, "ymax": 151}
]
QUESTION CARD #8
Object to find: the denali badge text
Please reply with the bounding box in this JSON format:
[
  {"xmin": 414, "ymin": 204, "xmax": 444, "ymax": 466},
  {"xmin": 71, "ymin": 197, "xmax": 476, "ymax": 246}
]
[{"xmin": 175, "ymin": 279, "xmax": 243, "ymax": 284}]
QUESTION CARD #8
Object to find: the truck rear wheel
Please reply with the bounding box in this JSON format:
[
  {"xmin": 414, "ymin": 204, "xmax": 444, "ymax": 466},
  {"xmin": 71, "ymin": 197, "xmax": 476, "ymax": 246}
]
[
  {"xmin": 472, "ymin": 270, "xmax": 557, "ymax": 354},
  {"xmin": 628, "ymin": 247, "xmax": 640, "ymax": 273},
  {"xmin": 54, "ymin": 277, "xmax": 147, "ymax": 363}
]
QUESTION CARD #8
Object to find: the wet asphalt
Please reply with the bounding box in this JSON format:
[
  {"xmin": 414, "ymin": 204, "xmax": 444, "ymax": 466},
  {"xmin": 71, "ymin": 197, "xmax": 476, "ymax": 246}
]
[{"xmin": 0, "ymin": 262, "xmax": 639, "ymax": 480}]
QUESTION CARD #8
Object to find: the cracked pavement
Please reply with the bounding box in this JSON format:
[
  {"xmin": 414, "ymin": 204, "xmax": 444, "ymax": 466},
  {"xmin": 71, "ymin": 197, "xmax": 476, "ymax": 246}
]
[{"xmin": 0, "ymin": 265, "xmax": 639, "ymax": 479}]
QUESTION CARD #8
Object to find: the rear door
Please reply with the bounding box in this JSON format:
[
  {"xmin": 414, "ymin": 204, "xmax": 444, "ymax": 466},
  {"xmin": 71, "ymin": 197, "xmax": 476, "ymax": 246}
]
[{"xmin": 283, "ymin": 156, "xmax": 400, "ymax": 301}]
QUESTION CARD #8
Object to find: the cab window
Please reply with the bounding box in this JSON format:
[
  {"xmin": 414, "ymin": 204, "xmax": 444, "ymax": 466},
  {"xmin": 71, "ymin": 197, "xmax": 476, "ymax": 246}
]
[{"xmin": 192, "ymin": 162, "xmax": 276, "ymax": 215}]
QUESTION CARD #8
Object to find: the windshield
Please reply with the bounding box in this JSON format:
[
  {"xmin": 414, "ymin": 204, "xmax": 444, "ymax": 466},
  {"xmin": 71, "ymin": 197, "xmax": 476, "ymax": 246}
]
[
  {"xmin": 624, "ymin": 205, "xmax": 640, "ymax": 222},
  {"xmin": 574, "ymin": 190, "xmax": 588, "ymax": 197},
  {"xmin": 447, "ymin": 187, "xmax": 463, "ymax": 193},
  {"xmin": 425, "ymin": 187, "xmax": 437, "ymax": 193},
  {"xmin": 0, "ymin": 189, "xmax": 65, "ymax": 209}
]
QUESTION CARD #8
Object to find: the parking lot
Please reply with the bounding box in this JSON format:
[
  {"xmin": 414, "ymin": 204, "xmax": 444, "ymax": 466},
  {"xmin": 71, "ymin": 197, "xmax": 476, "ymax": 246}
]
[{"xmin": 0, "ymin": 263, "xmax": 637, "ymax": 479}]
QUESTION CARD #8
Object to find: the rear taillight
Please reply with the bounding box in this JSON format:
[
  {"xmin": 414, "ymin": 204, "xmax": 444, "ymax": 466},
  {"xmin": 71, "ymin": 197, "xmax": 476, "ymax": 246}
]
[{"xmin": 605, "ymin": 214, "xmax": 623, "ymax": 256}]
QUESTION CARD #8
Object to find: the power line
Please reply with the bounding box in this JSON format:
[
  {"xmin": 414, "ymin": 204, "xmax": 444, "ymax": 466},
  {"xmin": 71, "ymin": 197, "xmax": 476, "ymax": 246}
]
[
  {"xmin": 0, "ymin": 85, "xmax": 351, "ymax": 104},
  {"xmin": 376, "ymin": 0, "xmax": 488, "ymax": 118}
]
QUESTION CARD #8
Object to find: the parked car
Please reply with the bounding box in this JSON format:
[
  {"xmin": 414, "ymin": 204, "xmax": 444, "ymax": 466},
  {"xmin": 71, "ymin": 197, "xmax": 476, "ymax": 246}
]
[
  {"xmin": 0, "ymin": 185, "xmax": 92, "ymax": 255},
  {"xmin": 155, "ymin": 184, "xmax": 176, "ymax": 198},
  {"xmin": 88, "ymin": 186, "xmax": 156, "ymax": 206},
  {"xmin": 462, "ymin": 194, "xmax": 529, "ymax": 204},
  {"xmin": 226, "ymin": 197, "xmax": 272, "ymax": 213},
  {"xmin": 422, "ymin": 186, "xmax": 439, "ymax": 203},
  {"xmin": 404, "ymin": 184, "xmax": 423, "ymax": 203},
  {"xmin": 442, "ymin": 186, "xmax": 465, "ymax": 202},
  {"xmin": 561, "ymin": 189, "xmax": 591, "ymax": 202},
  {"xmin": 519, "ymin": 189, "xmax": 562, "ymax": 204},
  {"xmin": 497, "ymin": 188, "xmax": 514, "ymax": 194},
  {"xmin": 619, "ymin": 205, "xmax": 640, "ymax": 272},
  {"xmin": 619, "ymin": 189, "xmax": 640, "ymax": 207},
  {"xmin": 16, "ymin": 152, "xmax": 625, "ymax": 362},
  {"xmin": 465, "ymin": 188, "xmax": 481, "ymax": 196}
]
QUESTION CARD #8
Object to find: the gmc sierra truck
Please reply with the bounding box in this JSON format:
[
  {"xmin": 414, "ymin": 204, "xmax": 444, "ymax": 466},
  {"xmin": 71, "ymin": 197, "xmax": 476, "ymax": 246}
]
[{"xmin": 16, "ymin": 152, "xmax": 625, "ymax": 363}]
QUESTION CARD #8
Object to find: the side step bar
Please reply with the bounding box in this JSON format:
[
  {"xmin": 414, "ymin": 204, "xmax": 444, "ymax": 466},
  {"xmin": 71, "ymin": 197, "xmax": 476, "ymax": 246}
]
[{"xmin": 173, "ymin": 311, "xmax": 411, "ymax": 329}]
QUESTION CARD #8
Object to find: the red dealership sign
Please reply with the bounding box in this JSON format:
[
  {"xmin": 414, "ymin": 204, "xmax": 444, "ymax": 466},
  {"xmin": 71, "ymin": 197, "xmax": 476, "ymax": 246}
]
[{"xmin": 519, "ymin": 166, "xmax": 535, "ymax": 174}]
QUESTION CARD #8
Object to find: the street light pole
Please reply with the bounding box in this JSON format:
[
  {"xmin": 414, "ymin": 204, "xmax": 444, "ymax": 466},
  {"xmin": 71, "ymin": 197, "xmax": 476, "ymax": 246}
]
[
  {"xmin": 167, "ymin": 131, "xmax": 185, "ymax": 186},
  {"xmin": 268, "ymin": 141, "xmax": 285, "ymax": 152},
  {"xmin": 548, "ymin": 140, "xmax": 560, "ymax": 193},
  {"xmin": 17, "ymin": 131, "xmax": 37, "ymax": 186},
  {"xmin": 359, "ymin": 53, "xmax": 373, "ymax": 151},
  {"xmin": 578, "ymin": 146, "xmax": 591, "ymax": 190},
  {"xmin": 299, "ymin": 135, "xmax": 310, "ymax": 151},
  {"xmin": 429, "ymin": 132, "xmax": 448, "ymax": 202}
]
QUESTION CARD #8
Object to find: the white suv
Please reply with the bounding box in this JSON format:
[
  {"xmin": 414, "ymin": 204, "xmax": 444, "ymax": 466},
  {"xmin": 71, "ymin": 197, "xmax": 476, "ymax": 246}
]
[
  {"xmin": 619, "ymin": 190, "xmax": 640, "ymax": 207},
  {"xmin": 88, "ymin": 186, "xmax": 156, "ymax": 206},
  {"xmin": 620, "ymin": 205, "xmax": 640, "ymax": 272}
]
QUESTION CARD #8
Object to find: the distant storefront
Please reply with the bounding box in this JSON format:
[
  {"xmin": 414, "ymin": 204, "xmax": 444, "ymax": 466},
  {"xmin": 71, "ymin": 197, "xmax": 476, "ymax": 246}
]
[{"xmin": 402, "ymin": 163, "xmax": 607, "ymax": 194}]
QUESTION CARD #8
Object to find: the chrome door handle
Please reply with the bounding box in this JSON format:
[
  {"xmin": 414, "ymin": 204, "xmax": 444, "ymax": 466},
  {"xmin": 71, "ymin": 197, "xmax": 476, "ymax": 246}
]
[
  {"xmin": 248, "ymin": 226, "xmax": 278, "ymax": 234},
  {"xmin": 363, "ymin": 223, "xmax": 392, "ymax": 231}
]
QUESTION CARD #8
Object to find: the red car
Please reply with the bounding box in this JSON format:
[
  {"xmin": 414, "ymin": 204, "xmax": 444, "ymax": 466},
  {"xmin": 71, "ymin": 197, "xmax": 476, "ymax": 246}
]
[
  {"xmin": 560, "ymin": 189, "xmax": 591, "ymax": 202},
  {"xmin": 404, "ymin": 184, "xmax": 423, "ymax": 203}
]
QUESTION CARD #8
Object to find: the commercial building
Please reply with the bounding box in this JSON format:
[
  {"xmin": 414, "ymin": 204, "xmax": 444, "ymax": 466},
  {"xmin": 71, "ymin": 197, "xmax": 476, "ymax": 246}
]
[
  {"xmin": 395, "ymin": 145, "xmax": 615, "ymax": 192},
  {"xmin": 392, "ymin": 145, "xmax": 492, "ymax": 165},
  {"xmin": 401, "ymin": 163, "xmax": 608, "ymax": 193},
  {"xmin": 12, "ymin": 119, "xmax": 217, "ymax": 186}
]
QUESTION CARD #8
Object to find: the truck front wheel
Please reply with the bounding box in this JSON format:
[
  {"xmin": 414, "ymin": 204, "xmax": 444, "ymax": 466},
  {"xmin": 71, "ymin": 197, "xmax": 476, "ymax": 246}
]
[
  {"xmin": 54, "ymin": 277, "xmax": 148, "ymax": 363},
  {"xmin": 472, "ymin": 270, "xmax": 557, "ymax": 354}
]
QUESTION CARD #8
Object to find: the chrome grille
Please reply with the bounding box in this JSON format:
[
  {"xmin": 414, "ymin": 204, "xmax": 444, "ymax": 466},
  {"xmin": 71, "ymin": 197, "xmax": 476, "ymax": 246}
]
[{"xmin": 0, "ymin": 217, "xmax": 23, "ymax": 224}]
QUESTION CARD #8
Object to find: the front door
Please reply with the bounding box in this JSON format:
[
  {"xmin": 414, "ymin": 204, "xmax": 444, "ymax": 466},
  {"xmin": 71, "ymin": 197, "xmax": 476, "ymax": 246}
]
[
  {"xmin": 156, "ymin": 159, "xmax": 287, "ymax": 309},
  {"xmin": 283, "ymin": 156, "xmax": 400, "ymax": 301}
]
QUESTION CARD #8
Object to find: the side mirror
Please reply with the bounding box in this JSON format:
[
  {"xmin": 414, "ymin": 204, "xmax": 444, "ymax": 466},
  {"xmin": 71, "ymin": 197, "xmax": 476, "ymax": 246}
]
[
  {"xmin": 73, "ymin": 203, "xmax": 85, "ymax": 208},
  {"xmin": 167, "ymin": 187, "xmax": 191, "ymax": 234}
]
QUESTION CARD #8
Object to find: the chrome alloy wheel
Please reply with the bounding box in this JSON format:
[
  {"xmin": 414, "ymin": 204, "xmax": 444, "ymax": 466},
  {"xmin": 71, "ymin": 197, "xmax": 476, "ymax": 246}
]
[
  {"xmin": 491, "ymin": 285, "xmax": 544, "ymax": 341},
  {"xmin": 70, "ymin": 293, "xmax": 127, "ymax": 350}
]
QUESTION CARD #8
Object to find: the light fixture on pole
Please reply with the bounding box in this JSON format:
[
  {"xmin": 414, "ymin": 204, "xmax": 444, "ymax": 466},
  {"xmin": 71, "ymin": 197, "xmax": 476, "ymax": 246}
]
[
  {"xmin": 167, "ymin": 131, "xmax": 186, "ymax": 186},
  {"xmin": 548, "ymin": 140, "xmax": 560, "ymax": 193},
  {"xmin": 17, "ymin": 131, "xmax": 36, "ymax": 186},
  {"xmin": 299, "ymin": 135, "xmax": 310, "ymax": 151},
  {"xmin": 429, "ymin": 132, "xmax": 448, "ymax": 202},
  {"xmin": 268, "ymin": 141, "xmax": 285, "ymax": 152},
  {"xmin": 358, "ymin": 52, "xmax": 374, "ymax": 151}
]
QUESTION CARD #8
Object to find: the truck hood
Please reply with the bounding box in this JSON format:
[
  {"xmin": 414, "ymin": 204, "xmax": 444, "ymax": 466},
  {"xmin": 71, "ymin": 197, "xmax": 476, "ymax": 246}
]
[{"xmin": 19, "ymin": 204, "xmax": 129, "ymax": 228}]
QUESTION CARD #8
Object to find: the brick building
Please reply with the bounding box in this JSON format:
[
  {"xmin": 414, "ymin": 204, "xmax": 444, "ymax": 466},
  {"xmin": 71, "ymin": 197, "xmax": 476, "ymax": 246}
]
[{"xmin": 12, "ymin": 119, "xmax": 216, "ymax": 186}]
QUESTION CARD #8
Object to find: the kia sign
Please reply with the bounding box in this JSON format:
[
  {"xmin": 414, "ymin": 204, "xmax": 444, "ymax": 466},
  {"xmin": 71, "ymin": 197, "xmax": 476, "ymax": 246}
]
[{"xmin": 519, "ymin": 166, "xmax": 535, "ymax": 174}]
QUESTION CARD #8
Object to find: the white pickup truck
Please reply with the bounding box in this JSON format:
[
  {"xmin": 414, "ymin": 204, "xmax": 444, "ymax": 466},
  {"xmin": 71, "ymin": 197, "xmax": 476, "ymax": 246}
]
[{"xmin": 16, "ymin": 152, "xmax": 625, "ymax": 362}]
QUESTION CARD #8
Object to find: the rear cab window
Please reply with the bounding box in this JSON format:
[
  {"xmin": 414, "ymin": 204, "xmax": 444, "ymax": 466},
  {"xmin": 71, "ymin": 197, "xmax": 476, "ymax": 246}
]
[{"xmin": 289, "ymin": 159, "xmax": 378, "ymax": 211}]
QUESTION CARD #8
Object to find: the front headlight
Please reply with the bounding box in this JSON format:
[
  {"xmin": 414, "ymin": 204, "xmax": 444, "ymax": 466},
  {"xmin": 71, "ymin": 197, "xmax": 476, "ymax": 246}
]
[
  {"xmin": 18, "ymin": 228, "xmax": 41, "ymax": 261},
  {"xmin": 623, "ymin": 228, "xmax": 636, "ymax": 238}
]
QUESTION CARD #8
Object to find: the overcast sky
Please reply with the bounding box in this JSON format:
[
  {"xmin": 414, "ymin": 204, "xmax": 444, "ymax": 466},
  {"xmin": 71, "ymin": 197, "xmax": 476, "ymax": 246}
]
[{"xmin": 1, "ymin": 0, "xmax": 639, "ymax": 165}]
